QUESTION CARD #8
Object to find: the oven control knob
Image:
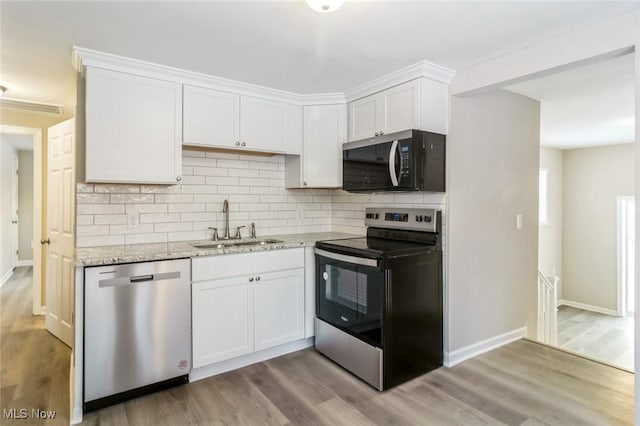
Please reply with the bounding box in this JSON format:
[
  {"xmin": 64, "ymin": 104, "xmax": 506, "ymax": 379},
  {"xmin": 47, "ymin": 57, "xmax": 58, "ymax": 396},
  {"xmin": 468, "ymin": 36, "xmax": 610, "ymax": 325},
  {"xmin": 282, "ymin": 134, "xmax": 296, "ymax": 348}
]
[
  {"xmin": 416, "ymin": 215, "xmax": 422, "ymax": 222},
  {"xmin": 374, "ymin": 213, "xmax": 379, "ymax": 219},
  {"xmin": 323, "ymin": 272, "xmax": 328, "ymax": 280},
  {"xmin": 425, "ymin": 216, "xmax": 432, "ymax": 223}
]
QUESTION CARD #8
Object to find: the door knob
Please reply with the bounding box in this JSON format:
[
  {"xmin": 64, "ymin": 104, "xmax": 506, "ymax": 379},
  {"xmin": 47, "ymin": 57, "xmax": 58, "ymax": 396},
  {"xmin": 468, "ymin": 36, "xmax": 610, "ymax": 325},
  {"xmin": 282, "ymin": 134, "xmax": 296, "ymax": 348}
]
[{"xmin": 40, "ymin": 239, "xmax": 50, "ymax": 245}]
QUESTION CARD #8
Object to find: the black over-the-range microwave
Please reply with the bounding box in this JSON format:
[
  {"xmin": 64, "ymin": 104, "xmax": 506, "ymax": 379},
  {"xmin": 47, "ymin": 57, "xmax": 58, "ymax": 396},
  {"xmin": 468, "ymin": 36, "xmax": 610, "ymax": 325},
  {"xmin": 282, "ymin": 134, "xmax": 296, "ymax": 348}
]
[{"xmin": 342, "ymin": 129, "xmax": 445, "ymax": 193}]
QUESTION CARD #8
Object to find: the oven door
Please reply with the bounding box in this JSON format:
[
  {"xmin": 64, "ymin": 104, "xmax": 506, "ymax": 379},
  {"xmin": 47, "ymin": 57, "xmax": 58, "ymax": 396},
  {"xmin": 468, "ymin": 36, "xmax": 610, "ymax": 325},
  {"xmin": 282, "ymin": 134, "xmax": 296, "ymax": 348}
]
[{"xmin": 315, "ymin": 248, "xmax": 384, "ymax": 347}]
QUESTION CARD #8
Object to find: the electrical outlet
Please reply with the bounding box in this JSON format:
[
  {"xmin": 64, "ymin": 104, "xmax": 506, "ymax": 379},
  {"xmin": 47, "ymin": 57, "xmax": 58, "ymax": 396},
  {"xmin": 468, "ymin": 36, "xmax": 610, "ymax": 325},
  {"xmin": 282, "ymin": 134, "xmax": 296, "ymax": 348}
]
[
  {"xmin": 516, "ymin": 214, "xmax": 523, "ymax": 230},
  {"xmin": 296, "ymin": 205, "xmax": 304, "ymax": 220},
  {"xmin": 128, "ymin": 212, "xmax": 139, "ymax": 229}
]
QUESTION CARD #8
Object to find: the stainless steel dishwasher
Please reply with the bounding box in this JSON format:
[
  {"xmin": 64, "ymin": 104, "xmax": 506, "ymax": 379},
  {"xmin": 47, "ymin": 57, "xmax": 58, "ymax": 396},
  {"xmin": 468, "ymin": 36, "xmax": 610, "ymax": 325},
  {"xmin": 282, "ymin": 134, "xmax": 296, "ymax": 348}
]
[{"xmin": 84, "ymin": 258, "xmax": 191, "ymax": 412}]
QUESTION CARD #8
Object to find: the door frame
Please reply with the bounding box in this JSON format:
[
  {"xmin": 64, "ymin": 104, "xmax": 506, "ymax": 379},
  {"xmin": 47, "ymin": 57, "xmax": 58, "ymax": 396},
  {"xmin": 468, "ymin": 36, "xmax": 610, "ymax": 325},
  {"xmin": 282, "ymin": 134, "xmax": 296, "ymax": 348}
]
[
  {"xmin": 11, "ymin": 153, "xmax": 19, "ymax": 268},
  {"xmin": 617, "ymin": 196, "xmax": 635, "ymax": 317},
  {"xmin": 0, "ymin": 125, "xmax": 44, "ymax": 315}
]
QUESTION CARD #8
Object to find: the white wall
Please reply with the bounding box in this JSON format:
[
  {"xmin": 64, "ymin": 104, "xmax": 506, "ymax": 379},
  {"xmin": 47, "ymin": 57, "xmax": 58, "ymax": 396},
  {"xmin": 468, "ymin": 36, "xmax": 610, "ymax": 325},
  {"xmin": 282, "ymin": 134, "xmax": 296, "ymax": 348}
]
[
  {"xmin": 447, "ymin": 90, "xmax": 540, "ymax": 351},
  {"xmin": 18, "ymin": 150, "xmax": 33, "ymax": 262},
  {"xmin": 562, "ymin": 143, "xmax": 635, "ymax": 312},
  {"xmin": 538, "ymin": 147, "xmax": 563, "ymax": 286},
  {"xmin": 0, "ymin": 136, "xmax": 18, "ymax": 282}
]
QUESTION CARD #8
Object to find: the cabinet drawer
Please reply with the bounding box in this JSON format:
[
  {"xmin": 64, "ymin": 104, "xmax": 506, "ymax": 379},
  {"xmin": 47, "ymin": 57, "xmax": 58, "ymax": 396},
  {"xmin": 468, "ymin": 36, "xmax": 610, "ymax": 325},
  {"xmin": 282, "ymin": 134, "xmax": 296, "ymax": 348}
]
[{"xmin": 192, "ymin": 248, "xmax": 304, "ymax": 282}]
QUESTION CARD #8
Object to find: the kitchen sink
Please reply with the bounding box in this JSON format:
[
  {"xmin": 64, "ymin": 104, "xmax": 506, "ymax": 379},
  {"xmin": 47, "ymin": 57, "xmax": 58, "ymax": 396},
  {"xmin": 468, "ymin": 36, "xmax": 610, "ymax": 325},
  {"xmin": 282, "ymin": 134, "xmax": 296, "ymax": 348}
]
[{"xmin": 191, "ymin": 238, "xmax": 284, "ymax": 249}]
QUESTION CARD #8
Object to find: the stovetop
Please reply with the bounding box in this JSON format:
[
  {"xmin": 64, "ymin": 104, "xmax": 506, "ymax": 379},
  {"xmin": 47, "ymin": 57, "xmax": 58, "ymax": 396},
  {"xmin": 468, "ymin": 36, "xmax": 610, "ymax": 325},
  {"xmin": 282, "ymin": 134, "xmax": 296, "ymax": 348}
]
[{"xmin": 316, "ymin": 236, "xmax": 436, "ymax": 258}]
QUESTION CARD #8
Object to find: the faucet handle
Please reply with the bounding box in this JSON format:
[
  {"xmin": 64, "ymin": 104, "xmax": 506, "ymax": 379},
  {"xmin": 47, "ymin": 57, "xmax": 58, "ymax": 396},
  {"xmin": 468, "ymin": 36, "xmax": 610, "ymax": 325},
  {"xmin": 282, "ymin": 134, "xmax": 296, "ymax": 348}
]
[
  {"xmin": 234, "ymin": 225, "xmax": 246, "ymax": 239},
  {"xmin": 208, "ymin": 227, "xmax": 219, "ymax": 241},
  {"xmin": 250, "ymin": 222, "xmax": 256, "ymax": 239}
]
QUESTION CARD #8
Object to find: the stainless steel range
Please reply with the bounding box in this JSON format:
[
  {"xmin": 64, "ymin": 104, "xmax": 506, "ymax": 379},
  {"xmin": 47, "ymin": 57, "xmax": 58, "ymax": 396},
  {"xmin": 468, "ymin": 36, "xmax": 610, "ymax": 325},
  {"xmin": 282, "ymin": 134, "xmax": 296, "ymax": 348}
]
[{"xmin": 314, "ymin": 207, "xmax": 443, "ymax": 390}]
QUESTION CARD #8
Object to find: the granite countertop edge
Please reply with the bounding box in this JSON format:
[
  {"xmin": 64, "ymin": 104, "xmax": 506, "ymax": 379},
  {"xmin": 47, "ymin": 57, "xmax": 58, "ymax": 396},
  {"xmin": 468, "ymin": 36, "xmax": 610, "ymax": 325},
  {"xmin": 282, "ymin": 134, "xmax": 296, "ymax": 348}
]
[{"xmin": 74, "ymin": 232, "xmax": 359, "ymax": 267}]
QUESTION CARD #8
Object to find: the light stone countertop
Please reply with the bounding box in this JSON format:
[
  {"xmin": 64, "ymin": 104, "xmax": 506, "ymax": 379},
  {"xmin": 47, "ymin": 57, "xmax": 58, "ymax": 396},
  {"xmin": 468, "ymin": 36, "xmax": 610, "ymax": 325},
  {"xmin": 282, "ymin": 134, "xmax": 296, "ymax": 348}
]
[{"xmin": 74, "ymin": 232, "xmax": 359, "ymax": 267}]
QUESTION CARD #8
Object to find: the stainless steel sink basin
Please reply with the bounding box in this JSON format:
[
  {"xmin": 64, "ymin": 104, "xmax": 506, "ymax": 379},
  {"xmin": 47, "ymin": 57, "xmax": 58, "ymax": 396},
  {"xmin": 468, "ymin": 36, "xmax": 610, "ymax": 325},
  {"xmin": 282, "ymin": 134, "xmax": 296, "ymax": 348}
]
[{"xmin": 191, "ymin": 238, "xmax": 284, "ymax": 249}]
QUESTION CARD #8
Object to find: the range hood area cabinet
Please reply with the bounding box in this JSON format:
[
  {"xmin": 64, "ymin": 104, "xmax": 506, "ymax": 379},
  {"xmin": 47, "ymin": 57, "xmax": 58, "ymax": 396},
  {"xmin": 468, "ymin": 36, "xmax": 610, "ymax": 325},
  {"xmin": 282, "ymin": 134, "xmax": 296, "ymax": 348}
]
[
  {"xmin": 182, "ymin": 84, "xmax": 302, "ymax": 154},
  {"xmin": 284, "ymin": 104, "xmax": 346, "ymax": 189},
  {"xmin": 84, "ymin": 67, "xmax": 183, "ymax": 184},
  {"xmin": 348, "ymin": 77, "xmax": 448, "ymax": 142}
]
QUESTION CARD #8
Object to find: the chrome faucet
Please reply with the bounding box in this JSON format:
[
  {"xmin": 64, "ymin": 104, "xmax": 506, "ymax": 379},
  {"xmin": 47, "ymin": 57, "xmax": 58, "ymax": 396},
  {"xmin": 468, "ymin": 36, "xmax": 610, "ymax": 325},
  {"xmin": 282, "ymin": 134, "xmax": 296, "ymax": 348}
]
[{"xmin": 222, "ymin": 199, "xmax": 230, "ymax": 239}]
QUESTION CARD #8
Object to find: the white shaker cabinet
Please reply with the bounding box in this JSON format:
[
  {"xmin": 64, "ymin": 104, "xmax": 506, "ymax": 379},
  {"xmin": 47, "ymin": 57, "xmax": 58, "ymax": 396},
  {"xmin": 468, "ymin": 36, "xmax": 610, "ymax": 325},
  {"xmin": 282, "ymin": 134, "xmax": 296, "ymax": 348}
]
[
  {"xmin": 183, "ymin": 85, "xmax": 240, "ymax": 149},
  {"xmin": 347, "ymin": 78, "xmax": 447, "ymax": 142},
  {"xmin": 285, "ymin": 104, "xmax": 346, "ymax": 188},
  {"xmin": 192, "ymin": 277, "xmax": 253, "ymax": 367},
  {"xmin": 191, "ymin": 249, "xmax": 305, "ymax": 368},
  {"xmin": 183, "ymin": 85, "xmax": 298, "ymax": 154},
  {"xmin": 84, "ymin": 67, "xmax": 182, "ymax": 184}
]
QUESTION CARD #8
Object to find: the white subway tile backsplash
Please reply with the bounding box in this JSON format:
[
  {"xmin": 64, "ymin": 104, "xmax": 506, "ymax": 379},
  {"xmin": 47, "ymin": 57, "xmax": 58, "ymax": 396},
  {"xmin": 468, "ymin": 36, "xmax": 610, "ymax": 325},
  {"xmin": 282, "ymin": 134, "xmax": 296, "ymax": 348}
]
[{"xmin": 76, "ymin": 150, "xmax": 447, "ymax": 247}]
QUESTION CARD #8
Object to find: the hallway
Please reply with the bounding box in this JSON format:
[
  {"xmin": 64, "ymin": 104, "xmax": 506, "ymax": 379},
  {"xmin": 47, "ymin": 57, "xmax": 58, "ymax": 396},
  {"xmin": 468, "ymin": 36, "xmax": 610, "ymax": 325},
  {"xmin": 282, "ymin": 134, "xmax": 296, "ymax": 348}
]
[{"xmin": 0, "ymin": 267, "xmax": 71, "ymax": 425}]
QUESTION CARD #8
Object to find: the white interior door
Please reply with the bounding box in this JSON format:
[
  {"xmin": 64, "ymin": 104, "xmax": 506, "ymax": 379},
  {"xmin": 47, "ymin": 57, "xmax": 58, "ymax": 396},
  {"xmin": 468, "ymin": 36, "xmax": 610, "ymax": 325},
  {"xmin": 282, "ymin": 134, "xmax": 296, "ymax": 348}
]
[
  {"xmin": 45, "ymin": 119, "xmax": 75, "ymax": 347},
  {"xmin": 11, "ymin": 154, "xmax": 19, "ymax": 266}
]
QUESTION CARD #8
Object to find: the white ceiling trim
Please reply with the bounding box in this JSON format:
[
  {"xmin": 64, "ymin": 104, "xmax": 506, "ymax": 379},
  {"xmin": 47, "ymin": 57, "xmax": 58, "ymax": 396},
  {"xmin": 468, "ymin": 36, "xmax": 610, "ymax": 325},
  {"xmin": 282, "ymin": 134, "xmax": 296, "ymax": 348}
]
[
  {"xmin": 73, "ymin": 46, "xmax": 347, "ymax": 106},
  {"xmin": 344, "ymin": 60, "xmax": 455, "ymax": 102}
]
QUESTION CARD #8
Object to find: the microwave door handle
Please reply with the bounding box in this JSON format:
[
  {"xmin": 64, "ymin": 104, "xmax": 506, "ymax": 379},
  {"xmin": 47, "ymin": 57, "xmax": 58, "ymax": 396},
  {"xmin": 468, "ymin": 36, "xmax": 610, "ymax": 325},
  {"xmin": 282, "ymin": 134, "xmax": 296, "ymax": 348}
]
[{"xmin": 388, "ymin": 140, "xmax": 399, "ymax": 186}]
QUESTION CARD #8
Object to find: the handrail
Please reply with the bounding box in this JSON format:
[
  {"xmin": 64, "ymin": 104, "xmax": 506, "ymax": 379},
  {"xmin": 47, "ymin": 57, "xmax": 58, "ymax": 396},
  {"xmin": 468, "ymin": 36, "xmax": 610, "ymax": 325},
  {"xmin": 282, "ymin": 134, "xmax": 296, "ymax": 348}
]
[{"xmin": 537, "ymin": 269, "xmax": 556, "ymax": 291}]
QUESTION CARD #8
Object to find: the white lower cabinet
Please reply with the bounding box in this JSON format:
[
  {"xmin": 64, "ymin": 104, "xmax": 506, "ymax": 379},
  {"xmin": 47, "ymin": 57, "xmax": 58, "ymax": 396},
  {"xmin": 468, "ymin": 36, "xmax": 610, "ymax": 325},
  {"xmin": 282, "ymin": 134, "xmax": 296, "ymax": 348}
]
[{"xmin": 191, "ymin": 249, "xmax": 305, "ymax": 368}]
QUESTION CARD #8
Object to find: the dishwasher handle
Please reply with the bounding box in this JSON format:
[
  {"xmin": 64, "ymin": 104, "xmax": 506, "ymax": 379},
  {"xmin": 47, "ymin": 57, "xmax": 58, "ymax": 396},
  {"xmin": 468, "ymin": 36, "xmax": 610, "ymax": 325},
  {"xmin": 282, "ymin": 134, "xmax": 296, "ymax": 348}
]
[{"xmin": 99, "ymin": 271, "xmax": 181, "ymax": 288}]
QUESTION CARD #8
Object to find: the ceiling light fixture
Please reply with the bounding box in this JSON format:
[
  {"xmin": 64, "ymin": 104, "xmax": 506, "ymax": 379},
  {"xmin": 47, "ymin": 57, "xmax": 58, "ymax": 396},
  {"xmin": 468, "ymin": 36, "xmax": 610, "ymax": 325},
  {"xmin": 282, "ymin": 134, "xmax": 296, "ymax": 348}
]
[
  {"xmin": 0, "ymin": 86, "xmax": 6, "ymax": 97},
  {"xmin": 305, "ymin": 0, "xmax": 344, "ymax": 13}
]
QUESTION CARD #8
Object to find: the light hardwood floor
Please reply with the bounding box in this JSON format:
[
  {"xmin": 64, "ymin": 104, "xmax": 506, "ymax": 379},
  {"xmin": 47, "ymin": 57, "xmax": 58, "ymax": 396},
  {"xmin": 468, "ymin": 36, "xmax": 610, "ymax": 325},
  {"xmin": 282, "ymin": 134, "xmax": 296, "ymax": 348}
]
[
  {"xmin": 1, "ymin": 269, "xmax": 634, "ymax": 425},
  {"xmin": 0, "ymin": 267, "xmax": 71, "ymax": 425},
  {"xmin": 558, "ymin": 305, "xmax": 634, "ymax": 371}
]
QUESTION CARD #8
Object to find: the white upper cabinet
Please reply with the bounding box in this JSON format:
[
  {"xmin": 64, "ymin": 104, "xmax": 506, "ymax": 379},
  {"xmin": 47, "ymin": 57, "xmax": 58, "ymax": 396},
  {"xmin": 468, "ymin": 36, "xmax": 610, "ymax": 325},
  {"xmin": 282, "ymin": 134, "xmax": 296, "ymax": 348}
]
[
  {"xmin": 183, "ymin": 85, "xmax": 295, "ymax": 154},
  {"xmin": 85, "ymin": 67, "xmax": 182, "ymax": 184},
  {"xmin": 285, "ymin": 104, "xmax": 346, "ymax": 188},
  {"xmin": 183, "ymin": 85, "xmax": 240, "ymax": 148},
  {"xmin": 347, "ymin": 78, "xmax": 448, "ymax": 142}
]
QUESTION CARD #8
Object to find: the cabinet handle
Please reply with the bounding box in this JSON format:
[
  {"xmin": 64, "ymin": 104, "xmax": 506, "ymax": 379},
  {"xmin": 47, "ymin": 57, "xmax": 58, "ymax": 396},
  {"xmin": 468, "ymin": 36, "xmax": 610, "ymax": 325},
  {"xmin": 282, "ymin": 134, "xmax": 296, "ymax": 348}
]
[
  {"xmin": 241, "ymin": 142, "xmax": 246, "ymax": 147},
  {"xmin": 249, "ymin": 277, "xmax": 254, "ymax": 282},
  {"xmin": 235, "ymin": 141, "xmax": 240, "ymax": 146},
  {"xmin": 176, "ymin": 176, "xmax": 182, "ymax": 182},
  {"xmin": 256, "ymin": 276, "xmax": 261, "ymax": 281}
]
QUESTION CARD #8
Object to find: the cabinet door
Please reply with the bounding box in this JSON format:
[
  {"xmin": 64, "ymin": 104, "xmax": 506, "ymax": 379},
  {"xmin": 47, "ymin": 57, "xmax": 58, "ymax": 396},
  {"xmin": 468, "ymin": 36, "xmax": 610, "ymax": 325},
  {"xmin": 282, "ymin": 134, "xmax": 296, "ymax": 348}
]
[
  {"xmin": 348, "ymin": 95, "xmax": 378, "ymax": 141},
  {"xmin": 240, "ymin": 96, "xmax": 286, "ymax": 153},
  {"xmin": 302, "ymin": 104, "xmax": 345, "ymax": 187},
  {"xmin": 254, "ymin": 268, "xmax": 305, "ymax": 351},
  {"xmin": 192, "ymin": 277, "xmax": 254, "ymax": 367},
  {"xmin": 380, "ymin": 79, "xmax": 420, "ymax": 135},
  {"xmin": 183, "ymin": 85, "xmax": 240, "ymax": 148},
  {"xmin": 85, "ymin": 67, "xmax": 182, "ymax": 184}
]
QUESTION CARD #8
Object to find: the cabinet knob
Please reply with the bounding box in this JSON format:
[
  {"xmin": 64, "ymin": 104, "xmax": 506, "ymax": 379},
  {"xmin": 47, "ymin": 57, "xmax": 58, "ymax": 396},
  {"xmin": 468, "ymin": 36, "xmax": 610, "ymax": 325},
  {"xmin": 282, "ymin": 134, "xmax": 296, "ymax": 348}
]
[
  {"xmin": 375, "ymin": 132, "xmax": 379, "ymax": 136},
  {"xmin": 249, "ymin": 277, "xmax": 254, "ymax": 282},
  {"xmin": 256, "ymin": 276, "xmax": 261, "ymax": 281},
  {"xmin": 235, "ymin": 141, "xmax": 240, "ymax": 146},
  {"xmin": 241, "ymin": 142, "xmax": 246, "ymax": 147},
  {"xmin": 176, "ymin": 176, "xmax": 182, "ymax": 182},
  {"xmin": 303, "ymin": 181, "xmax": 308, "ymax": 186},
  {"xmin": 380, "ymin": 131, "xmax": 384, "ymax": 135}
]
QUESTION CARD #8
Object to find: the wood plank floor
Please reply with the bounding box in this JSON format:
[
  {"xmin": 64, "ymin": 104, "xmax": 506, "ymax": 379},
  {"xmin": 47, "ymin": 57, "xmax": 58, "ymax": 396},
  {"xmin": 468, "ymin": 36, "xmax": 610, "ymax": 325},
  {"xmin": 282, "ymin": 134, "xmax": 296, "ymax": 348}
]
[
  {"xmin": 0, "ymin": 267, "xmax": 71, "ymax": 426},
  {"xmin": 2, "ymin": 268, "xmax": 634, "ymax": 425},
  {"xmin": 558, "ymin": 305, "xmax": 634, "ymax": 370}
]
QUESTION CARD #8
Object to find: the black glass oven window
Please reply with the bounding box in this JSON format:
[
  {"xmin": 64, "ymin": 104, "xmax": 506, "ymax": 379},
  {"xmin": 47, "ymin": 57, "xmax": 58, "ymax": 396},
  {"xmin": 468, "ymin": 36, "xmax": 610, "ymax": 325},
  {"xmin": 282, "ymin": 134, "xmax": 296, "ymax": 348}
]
[{"xmin": 317, "ymin": 257, "xmax": 383, "ymax": 347}]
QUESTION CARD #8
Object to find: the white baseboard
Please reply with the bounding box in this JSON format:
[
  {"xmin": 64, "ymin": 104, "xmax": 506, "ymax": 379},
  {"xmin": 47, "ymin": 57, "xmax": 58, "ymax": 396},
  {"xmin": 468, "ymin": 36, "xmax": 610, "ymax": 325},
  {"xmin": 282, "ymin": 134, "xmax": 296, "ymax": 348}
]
[
  {"xmin": 70, "ymin": 407, "xmax": 83, "ymax": 425},
  {"xmin": 558, "ymin": 299, "xmax": 619, "ymax": 317},
  {"xmin": 16, "ymin": 260, "xmax": 33, "ymax": 267},
  {"xmin": 0, "ymin": 269, "xmax": 13, "ymax": 288},
  {"xmin": 444, "ymin": 327, "xmax": 527, "ymax": 367},
  {"xmin": 190, "ymin": 337, "xmax": 314, "ymax": 382}
]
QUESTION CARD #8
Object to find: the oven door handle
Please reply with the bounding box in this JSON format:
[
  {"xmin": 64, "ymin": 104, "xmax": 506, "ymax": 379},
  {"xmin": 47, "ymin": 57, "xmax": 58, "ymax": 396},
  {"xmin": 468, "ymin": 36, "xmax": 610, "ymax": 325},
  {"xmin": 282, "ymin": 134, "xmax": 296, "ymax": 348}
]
[{"xmin": 315, "ymin": 248, "xmax": 378, "ymax": 268}]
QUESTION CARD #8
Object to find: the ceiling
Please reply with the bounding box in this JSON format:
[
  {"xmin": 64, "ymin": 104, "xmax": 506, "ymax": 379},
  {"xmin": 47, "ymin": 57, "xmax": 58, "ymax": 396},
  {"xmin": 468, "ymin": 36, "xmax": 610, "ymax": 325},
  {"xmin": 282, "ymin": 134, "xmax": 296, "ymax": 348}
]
[
  {"xmin": 0, "ymin": 133, "xmax": 34, "ymax": 151},
  {"xmin": 1, "ymin": 1, "xmax": 639, "ymax": 116},
  {"xmin": 505, "ymin": 53, "xmax": 635, "ymax": 149}
]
